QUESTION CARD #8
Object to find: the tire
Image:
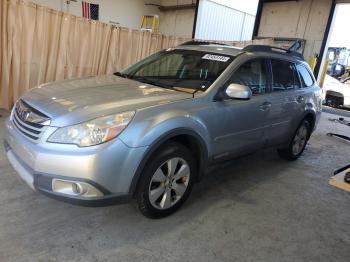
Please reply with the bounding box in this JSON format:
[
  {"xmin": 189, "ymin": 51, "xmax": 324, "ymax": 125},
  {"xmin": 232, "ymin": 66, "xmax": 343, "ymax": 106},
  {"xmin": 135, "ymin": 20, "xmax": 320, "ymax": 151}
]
[
  {"xmin": 277, "ymin": 120, "xmax": 311, "ymax": 161},
  {"xmin": 136, "ymin": 141, "xmax": 196, "ymax": 219}
]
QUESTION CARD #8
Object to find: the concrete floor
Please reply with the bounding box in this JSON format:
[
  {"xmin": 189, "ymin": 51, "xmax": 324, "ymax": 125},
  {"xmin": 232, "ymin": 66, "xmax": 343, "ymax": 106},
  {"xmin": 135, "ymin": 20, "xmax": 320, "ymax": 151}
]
[{"xmin": 0, "ymin": 109, "xmax": 349, "ymax": 262}]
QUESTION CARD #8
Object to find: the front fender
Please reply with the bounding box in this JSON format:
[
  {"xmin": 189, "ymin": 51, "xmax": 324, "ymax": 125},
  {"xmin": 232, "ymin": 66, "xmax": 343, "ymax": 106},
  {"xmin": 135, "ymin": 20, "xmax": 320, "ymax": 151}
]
[
  {"xmin": 119, "ymin": 108, "xmax": 212, "ymax": 196},
  {"xmin": 119, "ymin": 109, "xmax": 212, "ymax": 155}
]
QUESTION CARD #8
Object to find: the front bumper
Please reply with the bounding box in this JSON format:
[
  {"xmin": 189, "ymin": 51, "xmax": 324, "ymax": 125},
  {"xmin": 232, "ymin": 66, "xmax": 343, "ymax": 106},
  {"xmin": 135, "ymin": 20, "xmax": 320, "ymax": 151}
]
[{"xmin": 4, "ymin": 118, "xmax": 148, "ymax": 206}]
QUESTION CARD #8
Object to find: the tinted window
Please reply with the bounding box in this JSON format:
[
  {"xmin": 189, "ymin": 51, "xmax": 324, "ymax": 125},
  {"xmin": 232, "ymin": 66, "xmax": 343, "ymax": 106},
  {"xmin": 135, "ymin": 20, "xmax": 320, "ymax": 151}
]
[
  {"xmin": 297, "ymin": 65, "xmax": 314, "ymax": 87},
  {"xmin": 231, "ymin": 59, "xmax": 267, "ymax": 95},
  {"xmin": 271, "ymin": 60, "xmax": 298, "ymax": 91}
]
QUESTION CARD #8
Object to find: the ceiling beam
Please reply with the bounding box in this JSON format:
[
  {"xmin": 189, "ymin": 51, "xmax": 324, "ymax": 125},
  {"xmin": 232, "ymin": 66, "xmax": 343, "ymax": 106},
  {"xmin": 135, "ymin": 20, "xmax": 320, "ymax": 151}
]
[{"xmin": 158, "ymin": 3, "xmax": 196, "ymax": 11}]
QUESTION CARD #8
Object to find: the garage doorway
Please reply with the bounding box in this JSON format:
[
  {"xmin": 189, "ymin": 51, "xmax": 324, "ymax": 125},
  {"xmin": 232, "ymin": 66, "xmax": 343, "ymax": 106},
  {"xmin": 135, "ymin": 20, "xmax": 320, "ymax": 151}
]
[
  {"xmin": 318, "ymin": 3, "xmax": 350, "ymax": 83},
  {"xmin": 318, "ymin": 2, "xmax": 350, "ymax": 109}
]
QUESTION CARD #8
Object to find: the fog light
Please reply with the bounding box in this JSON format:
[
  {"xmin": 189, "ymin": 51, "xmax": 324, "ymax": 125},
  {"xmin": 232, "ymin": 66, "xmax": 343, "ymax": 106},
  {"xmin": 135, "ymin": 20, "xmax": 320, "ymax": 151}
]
[
  {"xmin": 72, "ymin": 182, "xmax": 88, "ymax": 195},
  {"xmin": 52, "ymin": 179, "xmax": 104, "ymax": 198},
  {"xmin": 71, "ymin": 183, "xmax": 80, "ymax": 194}
]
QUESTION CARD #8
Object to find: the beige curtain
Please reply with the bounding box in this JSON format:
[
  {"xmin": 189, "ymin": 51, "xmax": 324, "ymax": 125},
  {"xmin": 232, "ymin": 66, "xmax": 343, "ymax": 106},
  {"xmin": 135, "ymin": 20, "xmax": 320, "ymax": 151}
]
[
  {"xmin": 0, "ymin": 0, "xmax": 191, "ymax": 110},
  {"xmin": 0, "ymin": 0, "xmax": 272, "ymax": 110}
]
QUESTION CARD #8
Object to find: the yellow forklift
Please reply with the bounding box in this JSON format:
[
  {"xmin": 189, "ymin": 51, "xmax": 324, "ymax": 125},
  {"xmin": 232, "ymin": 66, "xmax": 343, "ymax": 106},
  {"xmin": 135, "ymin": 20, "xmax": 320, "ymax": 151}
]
[{"xmin": 326, "ymin": 47, "xmax": 350, "ymax": 82}]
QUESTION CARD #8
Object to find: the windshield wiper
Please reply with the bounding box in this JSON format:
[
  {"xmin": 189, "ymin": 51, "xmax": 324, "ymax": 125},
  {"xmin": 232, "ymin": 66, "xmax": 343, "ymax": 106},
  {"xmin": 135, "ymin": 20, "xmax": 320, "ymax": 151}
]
[
  {"xmin": 114, "ymin": 71, "xmax": 129, "ymax": 78},
  {"xmin": 131, "ymin": 76, "xmax": 174, "ymax": 89},
  {"xmin": 129, "ymin": 76, "xmax": 201, "ymax": 95}
]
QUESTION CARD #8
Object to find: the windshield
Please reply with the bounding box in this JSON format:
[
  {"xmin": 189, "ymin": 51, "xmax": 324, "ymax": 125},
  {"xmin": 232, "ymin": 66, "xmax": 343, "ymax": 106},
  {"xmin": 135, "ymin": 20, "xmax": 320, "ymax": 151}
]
[{"xmin": 118, "ymin": 49, "xmax": 234, "ymax": 92}]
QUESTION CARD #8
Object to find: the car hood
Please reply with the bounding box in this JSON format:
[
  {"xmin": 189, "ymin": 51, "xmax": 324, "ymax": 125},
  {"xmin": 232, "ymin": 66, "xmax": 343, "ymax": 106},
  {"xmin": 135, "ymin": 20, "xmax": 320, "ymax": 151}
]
[{"xmin": 21, "ymin": 75, "xmax": 192, "ymax": 127}]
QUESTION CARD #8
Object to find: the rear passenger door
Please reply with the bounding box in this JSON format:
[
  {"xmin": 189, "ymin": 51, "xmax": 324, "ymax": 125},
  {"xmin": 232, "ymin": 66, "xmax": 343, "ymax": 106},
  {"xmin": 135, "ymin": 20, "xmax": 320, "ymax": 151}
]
[{"xmin": 265, "ymin": 59, "xmax": 304, "ymax": 146}]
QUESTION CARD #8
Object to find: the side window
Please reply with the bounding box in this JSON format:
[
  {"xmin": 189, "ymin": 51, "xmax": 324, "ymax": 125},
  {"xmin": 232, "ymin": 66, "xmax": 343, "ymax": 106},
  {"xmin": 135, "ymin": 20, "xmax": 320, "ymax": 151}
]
[
  {"xmin": 271, "ymin": 59, "xmax": 298, "ymax": 91},
  {"xmin": 231, "ymin": 59, "xmax": 267, "ymax": 95},
  {"xmin": 297, "ymin": 64, "xmax": 315, "ymax": 88}
]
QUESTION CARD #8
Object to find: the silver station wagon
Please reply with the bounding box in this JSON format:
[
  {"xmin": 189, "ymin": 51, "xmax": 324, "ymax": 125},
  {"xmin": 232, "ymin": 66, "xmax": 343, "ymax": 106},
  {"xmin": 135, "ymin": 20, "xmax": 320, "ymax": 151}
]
[{"xmin": 4, "ymin": 42, "xmax": 322, "ymax": 218}]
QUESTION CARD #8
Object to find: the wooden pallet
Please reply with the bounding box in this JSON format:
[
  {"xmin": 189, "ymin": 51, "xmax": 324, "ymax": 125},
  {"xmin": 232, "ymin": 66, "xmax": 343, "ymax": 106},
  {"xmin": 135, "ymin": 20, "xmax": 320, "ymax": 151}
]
[{"xmin": 329, "ymin": 168, "xmax": 350, "ymax": 192}]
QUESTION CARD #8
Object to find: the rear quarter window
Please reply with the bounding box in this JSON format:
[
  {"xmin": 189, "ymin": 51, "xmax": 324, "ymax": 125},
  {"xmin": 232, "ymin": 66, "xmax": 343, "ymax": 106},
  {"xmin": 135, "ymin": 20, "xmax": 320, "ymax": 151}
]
[{"xmin": 297, "ymin": 64, "xmax": 315, "ymax": 88}]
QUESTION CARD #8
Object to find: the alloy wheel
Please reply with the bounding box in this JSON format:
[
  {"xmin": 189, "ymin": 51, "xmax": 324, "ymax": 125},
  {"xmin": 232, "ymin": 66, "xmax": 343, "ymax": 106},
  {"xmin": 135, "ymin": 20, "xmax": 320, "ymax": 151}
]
[
  {"xmin": 292, "ymin": 125, "xmax": 308, "ymax": 155},
  {"xmin": 148, "ymin": 157, "xmax": 190, "ymax": 210}
]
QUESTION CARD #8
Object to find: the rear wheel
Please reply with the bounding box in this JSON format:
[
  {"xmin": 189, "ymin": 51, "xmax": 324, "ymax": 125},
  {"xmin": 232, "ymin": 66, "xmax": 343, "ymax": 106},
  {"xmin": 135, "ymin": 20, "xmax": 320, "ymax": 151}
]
[
  {"xmin": 277, "ymin": 120, "xmax": 311, "ymax": 160},
  {"xmin": 136, "ymin": 142, "xmax": 196, "ymax": 218}
]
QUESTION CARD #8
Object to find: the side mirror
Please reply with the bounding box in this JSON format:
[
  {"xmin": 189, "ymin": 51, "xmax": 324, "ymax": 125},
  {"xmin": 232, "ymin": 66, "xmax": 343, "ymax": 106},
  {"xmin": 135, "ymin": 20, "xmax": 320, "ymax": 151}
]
[{"xmin": 225, "ymin": 83, "xmax": 252, "ymax": 100}]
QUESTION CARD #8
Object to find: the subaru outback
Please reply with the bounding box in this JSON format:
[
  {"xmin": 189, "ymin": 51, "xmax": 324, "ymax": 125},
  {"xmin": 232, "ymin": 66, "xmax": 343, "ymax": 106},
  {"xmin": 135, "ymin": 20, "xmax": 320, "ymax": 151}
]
[{"xmin": 4, "ymin": 43, "xmax": 322, "ymax": 218}]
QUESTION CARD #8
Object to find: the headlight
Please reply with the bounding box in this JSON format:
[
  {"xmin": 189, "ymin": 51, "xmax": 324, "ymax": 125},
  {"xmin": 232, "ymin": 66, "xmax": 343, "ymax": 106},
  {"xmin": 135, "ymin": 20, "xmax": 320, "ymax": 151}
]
[{"xmin": 48, "ymin": 111, "xmax": 135, "ymax": 147}]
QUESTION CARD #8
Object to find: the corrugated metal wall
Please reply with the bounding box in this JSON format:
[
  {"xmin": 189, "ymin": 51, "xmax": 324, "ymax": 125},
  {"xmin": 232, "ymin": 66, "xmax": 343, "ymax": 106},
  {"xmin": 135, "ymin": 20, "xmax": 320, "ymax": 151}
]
[
  {"xmin": 195, "ymin": 0, "xmax": 255, "ymax": 41},
  {"xmin": 241, "ymin": 14, "xmax": 256, "ymax": 41}
]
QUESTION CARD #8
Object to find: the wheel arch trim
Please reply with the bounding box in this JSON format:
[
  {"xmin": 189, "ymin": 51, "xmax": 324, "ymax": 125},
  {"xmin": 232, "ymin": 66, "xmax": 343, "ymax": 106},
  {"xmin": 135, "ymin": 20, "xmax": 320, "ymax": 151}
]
[
  {"xmin": 128, "ymin": 128, "xmax": 209, "ymax": 196},
  {"xmin": 302, "ymin": 110, "xmax": 317, "ymax": 130}
]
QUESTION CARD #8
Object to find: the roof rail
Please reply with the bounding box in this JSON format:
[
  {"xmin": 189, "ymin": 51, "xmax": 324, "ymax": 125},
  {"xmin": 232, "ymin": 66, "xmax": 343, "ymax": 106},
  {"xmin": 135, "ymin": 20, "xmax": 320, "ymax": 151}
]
[
  {"xmin": 180, "ymin": 40, "xmax": 229, "ymax": 46},
  {"xmin": 243, "ymin": 45, "xmax": 304, "ymax": 60}
]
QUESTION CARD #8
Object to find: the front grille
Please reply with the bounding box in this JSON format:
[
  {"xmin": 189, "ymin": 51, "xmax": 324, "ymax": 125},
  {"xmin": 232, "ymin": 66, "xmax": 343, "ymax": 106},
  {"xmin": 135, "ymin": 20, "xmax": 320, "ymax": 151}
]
[{"xmin": 12, "ymin": 100, "xmax": 50, "ymax": 142}]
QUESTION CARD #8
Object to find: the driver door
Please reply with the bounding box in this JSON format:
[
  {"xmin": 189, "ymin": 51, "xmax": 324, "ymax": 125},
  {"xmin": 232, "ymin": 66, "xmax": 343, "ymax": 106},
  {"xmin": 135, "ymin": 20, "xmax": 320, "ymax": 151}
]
[{"xmin": 211, "ymin": 58, "xmax": 271, "ymax": 159}]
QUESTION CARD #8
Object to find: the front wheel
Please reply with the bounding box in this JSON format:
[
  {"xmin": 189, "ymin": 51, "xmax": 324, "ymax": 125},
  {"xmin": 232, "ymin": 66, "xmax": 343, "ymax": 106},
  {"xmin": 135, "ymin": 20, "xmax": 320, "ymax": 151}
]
[
  {"xmin": 136, "ymin": 142, "xmax": 196, "ymax": 218},
  {"xmin": 277, "ymin": 120, "xmax": 311, "ymax": 160}
]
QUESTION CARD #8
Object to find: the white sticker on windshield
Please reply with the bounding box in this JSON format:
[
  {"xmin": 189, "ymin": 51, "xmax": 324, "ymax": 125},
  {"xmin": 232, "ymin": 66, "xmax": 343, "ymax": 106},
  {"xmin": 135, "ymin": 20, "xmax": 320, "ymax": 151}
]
[{"xmin": 202, "ymin": 54, "xmax": 230, "ymax": 62}]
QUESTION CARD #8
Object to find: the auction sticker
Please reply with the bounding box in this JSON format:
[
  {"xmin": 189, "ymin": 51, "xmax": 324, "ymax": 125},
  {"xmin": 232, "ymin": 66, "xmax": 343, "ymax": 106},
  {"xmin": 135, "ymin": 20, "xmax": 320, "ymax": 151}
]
[{"xmin": 202, "ymin": 54, "xmax": 230, "ymax": 62}]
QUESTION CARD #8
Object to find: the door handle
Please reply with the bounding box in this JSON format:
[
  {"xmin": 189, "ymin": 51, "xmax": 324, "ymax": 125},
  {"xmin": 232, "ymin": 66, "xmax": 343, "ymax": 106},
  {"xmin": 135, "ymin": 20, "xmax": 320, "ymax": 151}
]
[
  {"xmin": 259, "ymin": 102, "xmax": 272, "ymax": 111},
  {"xmin": 297, "ymin": 96, "xmax": 305, "ymax": 103}
]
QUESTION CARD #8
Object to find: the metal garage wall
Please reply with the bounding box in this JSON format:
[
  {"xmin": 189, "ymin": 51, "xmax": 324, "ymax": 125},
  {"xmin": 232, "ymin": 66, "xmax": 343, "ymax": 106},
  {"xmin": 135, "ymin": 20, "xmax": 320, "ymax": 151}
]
[
  {"xmin": 158, "ymin": 0, "xmax": 196, "ymax": 38},
  {"xmin": 31, "ymin": 0, "xmax": 161, "ymax": 29},
  {"xmin": 195, "ymin": 0, "xmax": 256, "ymax": 41},
  {"xmin": 258, "ymin": 0, "xmax": 333, "ymax": 61},
  {"xmin": 241, "ymin": 14, "xmax": 256, "ymax": 41}
]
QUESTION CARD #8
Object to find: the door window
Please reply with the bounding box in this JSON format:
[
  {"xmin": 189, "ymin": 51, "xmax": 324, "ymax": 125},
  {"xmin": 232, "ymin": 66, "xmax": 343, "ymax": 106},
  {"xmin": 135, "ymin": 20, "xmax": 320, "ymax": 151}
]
[
  {"xmin": 230, "ymin": 59, "xmax": 267, "ymax": 95},
  {"xmin": 271, "ymin": 60, "xmax": 299, "ymax": 91}
]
